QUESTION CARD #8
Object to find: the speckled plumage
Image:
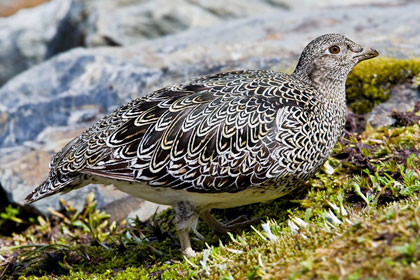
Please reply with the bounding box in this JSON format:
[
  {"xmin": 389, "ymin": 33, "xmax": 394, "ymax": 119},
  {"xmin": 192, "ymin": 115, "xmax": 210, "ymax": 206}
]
[{"xmin": 26, "ymin": 33, "xmax": 378, "ymax": 257}]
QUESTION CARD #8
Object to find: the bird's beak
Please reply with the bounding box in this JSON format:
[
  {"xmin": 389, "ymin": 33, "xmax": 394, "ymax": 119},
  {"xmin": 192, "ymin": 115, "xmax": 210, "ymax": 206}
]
[{"xmin": 354, "ymin": 47, "xmax": 379, "ymax": 62}]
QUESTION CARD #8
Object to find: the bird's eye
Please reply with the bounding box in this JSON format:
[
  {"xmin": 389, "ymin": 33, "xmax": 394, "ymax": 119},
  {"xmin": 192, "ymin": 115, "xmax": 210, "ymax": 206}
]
[{"xmin": 329, "ymin": 45, "xmax": 341, "ymax": 54}]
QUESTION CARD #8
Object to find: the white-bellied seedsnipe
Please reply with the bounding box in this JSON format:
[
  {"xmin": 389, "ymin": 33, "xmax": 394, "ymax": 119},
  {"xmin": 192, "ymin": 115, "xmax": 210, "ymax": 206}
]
[{"xmin": 26, "ymin": 34, "xmax": 379, "ymax": 257}]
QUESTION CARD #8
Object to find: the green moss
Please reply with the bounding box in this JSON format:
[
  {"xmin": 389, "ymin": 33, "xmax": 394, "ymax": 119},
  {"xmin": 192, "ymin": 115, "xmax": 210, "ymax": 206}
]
[
  {"xmin": 346, "ymin": 57, "xmax": 420, "ymax": 113},
  {"xmin": 266, "ymin": 197, "xmax": 420, "ymax": 279}
]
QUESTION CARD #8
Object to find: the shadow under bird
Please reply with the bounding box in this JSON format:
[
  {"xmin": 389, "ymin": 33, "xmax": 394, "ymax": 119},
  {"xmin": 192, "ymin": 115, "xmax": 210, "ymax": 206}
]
[{"xmin": 26, "ymin": 33, "xmax": 379, "ymax": 257}]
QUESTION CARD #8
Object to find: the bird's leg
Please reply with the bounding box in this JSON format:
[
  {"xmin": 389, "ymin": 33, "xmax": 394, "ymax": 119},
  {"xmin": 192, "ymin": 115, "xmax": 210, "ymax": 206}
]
[
  {"xmin": 176, "ymin": 228, "xmax": 196, "ymax": 258},
  {"xmin": 174, "ymin": 201, "xmax": 199, "ymax": 258},
  {"xmin": 199, "ymin": 210, "xmax": 260, "ymax": 234},
  {"xmin": 225, "ymin": 215, "xmax": 250, "ymax": 225}
]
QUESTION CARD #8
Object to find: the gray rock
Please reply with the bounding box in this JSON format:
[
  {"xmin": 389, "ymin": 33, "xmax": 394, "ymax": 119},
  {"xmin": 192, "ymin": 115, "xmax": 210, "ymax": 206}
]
[
  {"xmin": 103, "ymin": 196, "xmax": 170, "ymax": 223},
  {"xmin": 0, "ymin": 48, "xmax": 163, "ymax": 147},
  {"xmin": 81, "ymin": 0, "xmax": 414, "ymax": 47},
  {"xmin": 1, "ymin": 2, "xmax": 420, "ymax": 219},
  {"xmin": 0, "ymin": 0, "xmax": 85, "ymax": 86},
  {"xmin": 0, "ymin": 0, "xmax": 416, "ymax": 87},
  {"xmin": 368, "ymin": 83, "xmax": 420, "ymax": 128},
  {"xmin": 82, "ymin": 0, "xmax": 288, "ymax": 46},
  {"xmin": 0, "ymin": 0, "xmax": 288, "ymax": 85},
  {"xmin": 278, "ymin": 0, "xmax": 412, "ymax": 10}
]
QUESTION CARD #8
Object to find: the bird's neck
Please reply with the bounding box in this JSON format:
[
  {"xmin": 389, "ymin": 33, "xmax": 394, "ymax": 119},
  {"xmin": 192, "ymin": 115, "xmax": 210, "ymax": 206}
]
[{"xmin": 291, "ymin": 67, "xmax": 347, "ymax": 105}]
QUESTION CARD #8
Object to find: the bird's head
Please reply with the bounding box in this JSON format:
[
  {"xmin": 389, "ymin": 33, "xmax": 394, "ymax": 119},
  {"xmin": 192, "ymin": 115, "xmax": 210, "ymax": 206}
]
[{"xmin": 292, "ymin": 33, "xmax": 379, "ymax": 91}]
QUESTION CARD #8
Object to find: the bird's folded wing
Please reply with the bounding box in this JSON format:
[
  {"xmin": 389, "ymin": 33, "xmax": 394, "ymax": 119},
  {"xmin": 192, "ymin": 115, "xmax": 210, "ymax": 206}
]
[{"xmin": 27, "ymin": 70, "xmax": 316, "ymax": 202}]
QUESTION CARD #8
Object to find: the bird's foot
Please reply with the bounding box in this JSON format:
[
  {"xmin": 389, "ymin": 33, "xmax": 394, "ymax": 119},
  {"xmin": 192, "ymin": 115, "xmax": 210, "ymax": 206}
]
[
  {"xmin": 200, "ymin": 211, "xmax": 260, "ymax": 234},
  {"xmin": 182, "ymin": 247, "xmax": 196, "ymax": 258}
]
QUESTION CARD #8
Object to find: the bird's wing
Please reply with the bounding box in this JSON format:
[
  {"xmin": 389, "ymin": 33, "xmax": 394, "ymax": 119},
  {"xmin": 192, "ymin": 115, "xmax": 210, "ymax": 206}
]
[{"xmin": 26, "ymin": 70, "xmax": 317, "ymax": 201}]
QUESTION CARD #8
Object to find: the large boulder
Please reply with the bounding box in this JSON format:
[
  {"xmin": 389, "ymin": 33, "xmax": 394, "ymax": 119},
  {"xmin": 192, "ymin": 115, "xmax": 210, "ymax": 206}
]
[
  {"xmin": 0, "ymin": 0, "xmax": 85, "ymax": 86},
  {"xmin": 1, "ymin": 1, "xmax": 419, "ymax": 218},
  {"xmin": 0, "ymin": 0, "xmax": 412, "ymax": 87},
  {"xmin": 0, "ymin": 0, "xmax": 290, "ymax": 87},
  {"xmin": 82, "ymin": 0, "xmax": 289, "ymax": 46}
]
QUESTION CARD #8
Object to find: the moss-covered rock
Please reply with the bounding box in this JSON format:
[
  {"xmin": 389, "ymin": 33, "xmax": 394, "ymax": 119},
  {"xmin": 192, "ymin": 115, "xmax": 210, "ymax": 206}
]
[{"xmin": 346, "ymin": 57, "xmax": 420, "ymax": 114}]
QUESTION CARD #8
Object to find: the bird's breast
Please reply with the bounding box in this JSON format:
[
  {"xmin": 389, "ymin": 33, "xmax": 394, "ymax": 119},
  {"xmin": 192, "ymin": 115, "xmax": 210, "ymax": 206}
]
[{"xmin": 270, "ymin": 101, "xmax": 345, "ymax": 181}]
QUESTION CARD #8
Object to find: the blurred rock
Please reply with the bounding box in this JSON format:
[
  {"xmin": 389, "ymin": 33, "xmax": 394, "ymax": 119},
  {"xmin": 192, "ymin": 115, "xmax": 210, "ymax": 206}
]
[
  {"xmin": 0, "ymin": 1, "xmax": 419, "ymax": 219},
  {"xmin": 368, "ymin": 83, "xmax": 420, "ymax": 128},
  {"xmin": 0, "ymin": 0, "xmax": 85, "ymax": 86},
  {"xmin": 0, "ymin": 49, "xmax": 165, "ymax": 147},
  {"xmin": 0, "ymin": 0, "xmax": 413, "ymax": 86},
  {"xmin": 82, "ymin": 0, "xmax": 288, "ymax": 46},
  {"xmin": 278, "ymin": 0, "xmax": 413, "ymax": 10},
  {"xmin": 0, "ymin": 0, "xmax": 288, "ymax": 86},
  {"xmin": 103, "ymin": 196, "xmax": 170, "ymax": 223}
]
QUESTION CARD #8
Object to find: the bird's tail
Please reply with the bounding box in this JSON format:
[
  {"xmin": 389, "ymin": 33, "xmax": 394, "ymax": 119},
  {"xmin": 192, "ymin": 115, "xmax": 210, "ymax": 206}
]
[{"xmin": 25, "ymin": 172, "xmax": 78, "ymax": 203}]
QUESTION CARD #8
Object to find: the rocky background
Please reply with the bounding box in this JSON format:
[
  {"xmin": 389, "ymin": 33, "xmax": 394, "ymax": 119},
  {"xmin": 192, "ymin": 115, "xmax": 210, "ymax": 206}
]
[{"xmin": 0, "ymin": 0, "xmax": 419, "ymax": 222}]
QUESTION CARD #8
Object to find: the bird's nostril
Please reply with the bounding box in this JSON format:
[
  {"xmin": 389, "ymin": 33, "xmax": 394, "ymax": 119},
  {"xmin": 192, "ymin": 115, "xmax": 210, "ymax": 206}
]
[{"xmin": 352, "ymin": 46, "xmax": 363, "ymax": 53}]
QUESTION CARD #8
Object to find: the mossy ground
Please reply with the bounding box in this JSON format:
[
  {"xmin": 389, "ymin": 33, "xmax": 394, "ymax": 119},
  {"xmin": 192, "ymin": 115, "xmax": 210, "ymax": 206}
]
[
  {"xmin": 346, "ymin": 57, "xmax": 420, "ymax": 114},
  {"xmin": 1, "ymin": 58, "xmax": 420, "ymax": 279}
]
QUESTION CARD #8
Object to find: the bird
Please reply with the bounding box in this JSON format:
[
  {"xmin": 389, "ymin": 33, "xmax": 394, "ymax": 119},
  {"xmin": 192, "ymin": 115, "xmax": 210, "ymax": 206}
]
[{"xmin": 26, "ymin": 33, "xmax": 379, "ymax": 257}]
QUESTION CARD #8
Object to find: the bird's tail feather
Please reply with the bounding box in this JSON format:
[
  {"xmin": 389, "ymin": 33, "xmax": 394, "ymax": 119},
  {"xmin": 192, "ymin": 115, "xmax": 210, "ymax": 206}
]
[{"xmin": 25, "ymin": 173, "xmax": 79, "ymax": 203}]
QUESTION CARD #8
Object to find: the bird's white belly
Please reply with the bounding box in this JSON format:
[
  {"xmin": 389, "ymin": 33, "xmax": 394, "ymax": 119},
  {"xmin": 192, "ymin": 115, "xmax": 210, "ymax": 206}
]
[{"xmin": 92, "ymin": 176, "xmax": 287, "ymax": 209}]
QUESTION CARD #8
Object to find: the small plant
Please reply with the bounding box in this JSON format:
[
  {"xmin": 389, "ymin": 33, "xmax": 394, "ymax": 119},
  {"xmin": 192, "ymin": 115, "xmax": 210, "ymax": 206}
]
[
  {"xmin": 51, "ymin": 192, "xmax": 116, "ymax": 246},
  {"xmin": 0, "ymin": 205, "xmax": 25, "ymax": 225},
  {"xmin": 0, "ymin": 204, "xmax": 36, "ymax": 236}
]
